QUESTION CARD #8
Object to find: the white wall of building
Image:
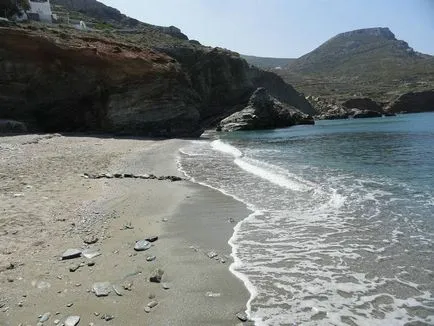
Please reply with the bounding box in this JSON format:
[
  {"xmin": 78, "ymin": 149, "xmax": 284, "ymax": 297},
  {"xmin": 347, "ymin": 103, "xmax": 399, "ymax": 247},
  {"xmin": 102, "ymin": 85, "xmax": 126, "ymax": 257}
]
[{"xmin": 29, "ymin": 0, "xmax": 52, "ymax": 22}]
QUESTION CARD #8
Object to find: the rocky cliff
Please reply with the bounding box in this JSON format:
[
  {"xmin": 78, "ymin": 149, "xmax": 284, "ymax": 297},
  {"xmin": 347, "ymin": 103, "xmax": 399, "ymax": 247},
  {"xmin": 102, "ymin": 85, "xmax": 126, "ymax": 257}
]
[
  {"xmin": 385, "ymin": 90, "xmax": 434, "ymax": 113},
  {"xmin": 0, "ymin": 24, "xmax": 313, "ymax": 137}
]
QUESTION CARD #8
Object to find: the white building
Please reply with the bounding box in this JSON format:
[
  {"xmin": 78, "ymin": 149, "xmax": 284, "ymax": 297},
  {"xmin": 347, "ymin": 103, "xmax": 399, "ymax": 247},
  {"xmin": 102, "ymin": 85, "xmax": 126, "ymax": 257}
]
[{"xmin": 28, "ymin": 0, "xmax": 52, "ymax": 23}]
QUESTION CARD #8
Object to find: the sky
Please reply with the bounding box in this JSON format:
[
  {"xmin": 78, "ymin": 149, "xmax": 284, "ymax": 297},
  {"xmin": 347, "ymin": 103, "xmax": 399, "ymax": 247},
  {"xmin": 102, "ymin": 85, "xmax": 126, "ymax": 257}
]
[{"xmin": 99, "ymin": 0, "xmax": 434, "ymax": 58}]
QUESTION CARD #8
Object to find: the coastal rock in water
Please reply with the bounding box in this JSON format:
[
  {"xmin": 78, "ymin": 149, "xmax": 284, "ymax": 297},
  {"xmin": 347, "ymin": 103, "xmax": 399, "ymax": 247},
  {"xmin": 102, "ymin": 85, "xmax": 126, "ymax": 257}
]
[
  {"xmin": 64, "ymin": 316, "xmax": 80, "ymax": 326},
  {"xmin": 350, "ymin": 109, "xmax": 382, "ymax": 118},
  {"xmin": 385, "ymin": 90, "xmax": 434, "ymax": 113},
  {"xmin": 92, "ymin": 282, "xmax": 112, "ymax": 297},
  {"xmin": 150, "ymin": 268, "xmax": 164, "ymax": 283},
  {"xmin": 342, "ymin": 98, "xmax": 383, "ymax": 112},
  {"xmin": 134, "ymin": 240, "xmax": 152, "ymax": 251},
  {"xmin": 61, "ymin": 249, "xmax": 82, "ymax": 260},
  {"xmin": 218, "ymin": 88, "xmax": 314, "ymax": 132}
]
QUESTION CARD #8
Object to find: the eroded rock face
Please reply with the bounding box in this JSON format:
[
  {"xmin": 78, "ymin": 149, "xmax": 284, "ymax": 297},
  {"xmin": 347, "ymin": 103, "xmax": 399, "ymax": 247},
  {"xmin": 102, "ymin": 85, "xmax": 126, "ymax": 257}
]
[
  {"xmin": 218, "ymin": 88, "xmax": 314, "ymax": 132},
  {"xmin": 386, "ymin": 90, "xmax": 434, "ymax": 113},
  {"xmin": 0, "ymin": 27, "xmax": 313, "ymax": 137}
]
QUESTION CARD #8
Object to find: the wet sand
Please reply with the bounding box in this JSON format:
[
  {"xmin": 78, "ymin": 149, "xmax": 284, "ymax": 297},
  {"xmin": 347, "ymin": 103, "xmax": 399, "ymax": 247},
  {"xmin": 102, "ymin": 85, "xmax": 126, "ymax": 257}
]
[{"xmin": 0, "ymin": 134, "xmax": 250, "ymax": 326}]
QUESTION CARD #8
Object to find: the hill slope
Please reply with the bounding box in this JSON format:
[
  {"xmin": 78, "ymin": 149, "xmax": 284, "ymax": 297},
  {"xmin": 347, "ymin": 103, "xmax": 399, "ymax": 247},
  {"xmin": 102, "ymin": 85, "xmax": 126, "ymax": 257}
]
[
  {"xmin": 240, "ymin": 55, "xmax": 295, "ymax": 69},
  {"xmin": 244, "ymin": 28, "xmax": 434, "ymax": 102}
]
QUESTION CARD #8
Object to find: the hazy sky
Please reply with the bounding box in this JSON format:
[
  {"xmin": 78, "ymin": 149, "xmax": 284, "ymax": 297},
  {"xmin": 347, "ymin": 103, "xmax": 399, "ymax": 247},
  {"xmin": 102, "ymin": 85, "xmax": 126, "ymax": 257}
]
[{"xmin": 99, "ymin": 0, "xmax": 434, "ymax": 58}]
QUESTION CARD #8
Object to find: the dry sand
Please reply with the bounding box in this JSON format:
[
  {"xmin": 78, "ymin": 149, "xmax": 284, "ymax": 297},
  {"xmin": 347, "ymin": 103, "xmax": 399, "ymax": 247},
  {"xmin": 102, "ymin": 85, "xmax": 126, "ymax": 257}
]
[{"xmin": 0, "ymin": 134, "xmax": 250, "ymax": 326}]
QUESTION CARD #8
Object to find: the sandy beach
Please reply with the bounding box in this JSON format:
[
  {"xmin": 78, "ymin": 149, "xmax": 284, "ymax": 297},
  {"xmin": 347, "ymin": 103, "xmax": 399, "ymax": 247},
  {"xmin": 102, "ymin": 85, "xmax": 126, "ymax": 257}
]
[{"xmin": 0, "ymin": 134, "xmax": 250, "ymax": 326}]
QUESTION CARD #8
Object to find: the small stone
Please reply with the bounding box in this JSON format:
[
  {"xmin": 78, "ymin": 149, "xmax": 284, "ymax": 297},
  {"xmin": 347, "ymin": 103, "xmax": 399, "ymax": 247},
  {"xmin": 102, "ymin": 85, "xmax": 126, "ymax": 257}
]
[
  {"xmin": 7, "ymin": 277, "xmax": 13, "ymax": 282},
  {"xmin": 134, "ymin": 240, "xmax": 151, "ymax": 251},
  {"xmin": 103, "ymin": 173, "xmax": 113, "ymax": 178},
  {"xmin": 93, "ymin": 282, "xmax": 111, "ymax": 297},
  {"xmin": 122, "ymin": 282, "xmax": 132, "ymax": 291},
  {"xmin": 94, "ymin": 312, "xmax": 100, "ymax": 316},
  {"xmin": 64, "ymin": 316, "xmax": 80, "ymax": 326},
  {"xmin": 54, "ymin": 319, "xmax": 60, "ymax": 325},
  {"xmin": 37, "ymin": 323, "xmax": 43, "ymax": 326},
  {"xmin": 66, "ymin": 303, "xmax": 73, "ymax": 307},
  {"xmin": 144, "ymin": 307, "xmax": 151, "ymax": 313},
  {"xmin": 103, "ymin": 314, "xmax": 114, "ymax": 321},
  {"xmin": 113, "ymin": 173, "xmax": 122, "ymax": 178},
  {"xmin": 112, "ymin": 285, "xmax": 123, "ymax": 296},
  {"xmin": 69, "ymin": 264, "xmax": 81, "ymax": 272},
  {"xmin": 207, "ymin": 251, "xmax": 218, "ymax": 259},
  {"xmin": 221, "ymin": 259, "xmax": 226, "ymax": 264},
  {"xmin": 162, "ymin": 218, "xmax": 168, "ymax": 222},
  {"xmin": 82, "ymin": 249, "xmax": 101, "ymax": 259},
  {"xmin": 147, "ymin": 301, "xmax": 158, "ymax": 308},
  {"xmin": 17, "ymin": 302, "xmax": 23, "ymax": 307},
  {"xmin": 39, "ymin": 312, "xmax": 51, "ymax": 322},
  {"xmin": 145, "ymin": 236, "xmax": 158, "ymax": 243},
  {"xmin": 162, "ymin": 283, "xmax": 170, "ymax": 290},
  {"xmin": 75, "ymin": 283, "xmax": 81, "ymax": 287},
  {"xmin": 61, "ymin": 249, "xmax": 82, "ymax": 260},
  {"xmin": 236, "ymin": 311, "xmax": 248, "ymax": 322},
  {"xmin": 206, "ymin": 291, "xmax": 221, "ymax": 297},
  {"xmin": 55, "ymin": 312, "xmax": 60, "ymax": 315},
  {"xmin": 149, "ymin": 268, "xmax": 164, "ymax": 283},
  {"xmin": 146, "ymin": 255, "xmax": 156, "ymax": 262},
  {"xmin": 87, "ymin": 261, "xmax": 95, "ymax": 267},
  {"xmin": 83, "ymin": 235, "xmax": 99, "ymax": 245},
  {"xmin": 148, "ymin": 293, "xmax": 155, "ymax": 299}
]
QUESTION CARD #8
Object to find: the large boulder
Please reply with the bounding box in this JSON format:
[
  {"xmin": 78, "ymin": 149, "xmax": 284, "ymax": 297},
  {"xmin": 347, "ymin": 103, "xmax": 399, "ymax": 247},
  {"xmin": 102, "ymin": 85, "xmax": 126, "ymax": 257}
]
[
  {"xmin": 385, "ymin": 90, "xmax": 434, "ymax": 113},
  {"xmin": 218, "ymin": 88, "xmax": 314, "ymax": 132},
  {"xmin": 342, "ymin": 98, "xmax": 383, "ymax": 112}
]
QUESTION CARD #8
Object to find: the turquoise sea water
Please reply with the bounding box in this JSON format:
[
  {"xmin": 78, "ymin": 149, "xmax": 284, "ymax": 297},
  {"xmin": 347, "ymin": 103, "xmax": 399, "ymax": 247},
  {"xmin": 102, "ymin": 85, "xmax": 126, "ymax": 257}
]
[{"xmin": 179, "ymin": 113, "xmax": 434, "ymax": 326}]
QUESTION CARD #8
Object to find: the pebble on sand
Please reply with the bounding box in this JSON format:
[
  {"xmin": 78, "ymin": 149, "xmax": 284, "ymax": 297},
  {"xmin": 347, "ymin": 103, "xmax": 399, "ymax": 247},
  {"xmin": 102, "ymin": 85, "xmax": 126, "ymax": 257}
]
[
  {"xmin": 147, "ymin": 301, "xmax": 158, "ymax": 308},
  {"xmin": 144, "ymin": 307, "xmax": 151, "ymax": 313},
  {"xmin": 149, "ymin": 269, "xmax": 164, "ymax": 283},
  {"xmin": 64, "ymin": 316, "xmax": 80, "ymax": 326},
  {"xmin": 112, "ymin": 285, "xmax": 123, "ymax": 296},
  {"xmin": 236, "ymin": 311, "xmax": 248, "ymax": 322},
  {"xmin": 146, "ymin": 255, "xmax": 156, "ymax": 262},
  {"xmin": 82, "ymin": 249, "xmax": 101, "ymax": 259},
  {"xmin": 134, "ymin": 240, "xmax": 152, "ymax": 251},
  {"xmin": 207, "ymin": 251, "xmax": 218, "ymax": 259},
  {"xmin": 61, "ymin": 249, "xmax": 82, "ymax": 260},
  {"xmin": 92, "ymin": 282, "xmax": 112, "ymax": 297},
  {"xmin": 145, "ymin": 236, "xmax": 158, "ymax": 242},
  {"xmin": 39, "ymin": 312, "xmax": 51, "ymax": 322}
]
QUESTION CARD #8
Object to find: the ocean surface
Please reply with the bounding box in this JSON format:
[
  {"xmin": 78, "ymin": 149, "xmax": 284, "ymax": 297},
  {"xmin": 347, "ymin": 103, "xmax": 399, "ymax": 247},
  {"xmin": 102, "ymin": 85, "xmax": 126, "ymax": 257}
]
[{"xmin": 178, "ymin": 113, "xmax": 434, "ymax": 326}]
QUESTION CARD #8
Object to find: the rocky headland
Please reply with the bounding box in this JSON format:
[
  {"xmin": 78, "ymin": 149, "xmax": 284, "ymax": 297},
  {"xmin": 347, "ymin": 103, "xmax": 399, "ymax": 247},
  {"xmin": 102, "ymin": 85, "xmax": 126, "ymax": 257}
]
[{"xmin": 0, "ymin": 20, "xmax": 313, "ymax": 137}]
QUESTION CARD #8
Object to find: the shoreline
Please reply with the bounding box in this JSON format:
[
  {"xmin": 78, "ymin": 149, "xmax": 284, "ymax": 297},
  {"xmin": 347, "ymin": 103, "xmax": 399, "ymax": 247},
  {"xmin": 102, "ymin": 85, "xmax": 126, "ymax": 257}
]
[{"xmin": 0, "ymin": 134, "xmax": 251, "ymax": 325}]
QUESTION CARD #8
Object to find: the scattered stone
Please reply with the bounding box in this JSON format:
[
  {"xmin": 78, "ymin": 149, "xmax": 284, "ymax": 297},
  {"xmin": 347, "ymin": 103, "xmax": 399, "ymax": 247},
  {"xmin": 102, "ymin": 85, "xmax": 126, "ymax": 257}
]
[
  {"xmin": 138, "ymin": 174, "xmax": 150, "ymax": 179},
  {"xmin": 93, "ymin": 282, "xmax": 111, "ymax": 297},
  {"xmin": 55, "ymin": 312, "xmax": 60, "ymax": 315},
  {"xmin": 162, "ymin": 283, "xmax": 170, "ymax": 290},
  {"xmin": 37, "ymin": 322, "xmax": 43, "ymax": 326},
  {"xmin": 148, "ymin": 293, "xmax": 155, "ymax": 299},
  {"xmin": 87, "ymin": 261, "xmax": 95, "ymax": 267},
  {"xmin": 162, "ymin": 218, "xmax": 168, "ymax": 222},
  {"xmin": 61, "ymin": 249, "xmax": 82, "ymax": 260},
  {"xmin": 144, "ymin": 307, "xmax": 151, "ymax": 313},
  {"xmin": 206, "ymin": 291, "xmax": 221, "ymax": 297},
  {"xmin": 236, "ymin": 311, "xmax": 248, "ymax": 322},
  {"xmin": 54, "ymin": 319, "xmax": 60, "ymax": 325},
  {"xmin": 122, "ymin": 282, "xmax": 133, "ymax": 291},
  {"xmin": 112, "ymin": 285, "xmax": 123, "ymax": 296},
  {"xmin": 121, "ymin": 223, "xmax": 134, "ymax": 230},
  {"xmin": 94, "ymin": 312, "xmax": 100, "ymax": 316},
  {"xmin": 69, "ymin": 264, "xmax": 81, "ymax": 272},
  {"xmin": 82, "ymin": 249, "xmax": 101, "ymax": 259},
  {"xmin": 229, "ymin": 217, "xmax": 235, "ymax": 223},
  {"xmin": 66, "ymin": 303, "xmax": 73, "ymax": 307},
  {"xmin": 207, "ymin": 251, "xmax": 218, "ymax": 259},
  {"xmin": 145, "ymin": 236, "xmax": 158, "ymax": 243},
  {"xmin": 83, "ymin": 235, "xmax": 99, "ymax": 245},
  {"xmin": 113, "ymin": 173, "xmax": 123, "ymax": 178},
  {"xmin": 39, "ymin": 312, "xmax": 51, "ymax": 322},
  {"xmin": 17, "ymin": 302, "xmax": 23, "ymax": 307},
  {"xmin": 33, "ymin": 280, "xmax": 51, "ymax": 289},
  {"xmin": 64, "ymin": 316, "xmax": 80, "ymax": 326},
  {"xmin": 7, "ymin": 277, "xmax": 13, "ymax": 282},
  {"xmin": 221, "ymin": 259, "xmax": 226, "ymax": 264},
  {"xmin": 134, "ymin": 240, "xmax": 151, "ymax": 251},
  {"xmin": 146, "ymin": 256, "xmax": 156, "ymax": 262},
  {"xmin": 103, "ymin": 173, "xmax": 113, "ymax": 178},
  {"xmin": 101, "ymin": 314, "xmax": 114, "ymax": 321},
  {"xmin": 149, "ymin": 269, "xmax": 164, "ymax": 283},
  {"xmin": 147, "ymin": 301, "xmax": 158, "ymax": 308},
  {"xmin": 75, "ymin": 283, "xmax": 81, "ymax": 287}
]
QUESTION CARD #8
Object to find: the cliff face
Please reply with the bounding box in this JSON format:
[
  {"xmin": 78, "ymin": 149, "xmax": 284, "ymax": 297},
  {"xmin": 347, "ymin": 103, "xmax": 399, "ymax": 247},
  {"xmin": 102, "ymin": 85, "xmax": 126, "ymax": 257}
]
[
  {"xmin": 0, "ymin": 26, "xmax": 313, "ymax": 137},
  {"xmin": 385, "ymin": 90, "xmax": 434, "ymax": 113}
]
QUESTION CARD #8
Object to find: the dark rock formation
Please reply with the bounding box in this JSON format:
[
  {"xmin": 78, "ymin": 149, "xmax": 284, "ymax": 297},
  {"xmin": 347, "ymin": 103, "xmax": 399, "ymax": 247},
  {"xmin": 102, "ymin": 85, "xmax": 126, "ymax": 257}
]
[
  {"xmin": 342, "ymin": 98, "xmax": 383, "ymax": 112},
  {"xmin": 218, "ymin": 88, "xmax": 314, "ymax": 132},
  {"xmin": 385, "ymin": 90, "xmax": 434, "ymax": 113},
  {"xmin": 0, "ymin": 119, "xmax": 27, "ymax": 133}
]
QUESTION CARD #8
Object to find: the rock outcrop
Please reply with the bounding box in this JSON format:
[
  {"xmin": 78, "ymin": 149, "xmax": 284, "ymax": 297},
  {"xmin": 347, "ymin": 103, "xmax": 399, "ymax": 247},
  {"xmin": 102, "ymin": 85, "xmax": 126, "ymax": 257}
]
[
  {"xmin": 0, "ymin": 26, "xmax": 313, "ymax": 137},
  {"xmin": 342, "ymin": 98, "xmax": 383, "ymax": 112},
  {"xmin": 217, "ymin": 88, "xmax": 314, "ymax": 132},
  {"xmin": 385, "ymin": 90, "xmax": 434, "ymax": 113}
]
